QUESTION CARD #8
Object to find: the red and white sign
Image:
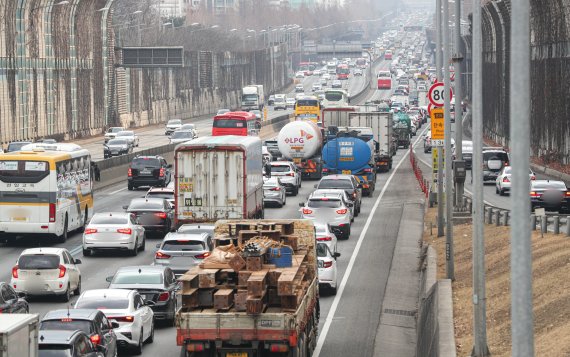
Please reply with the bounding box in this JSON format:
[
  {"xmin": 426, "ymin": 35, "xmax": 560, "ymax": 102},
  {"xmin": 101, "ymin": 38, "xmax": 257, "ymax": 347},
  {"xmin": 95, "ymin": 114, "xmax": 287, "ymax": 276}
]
[{"xmin": 428, "ymin": 82, "xmax": 453, "ymax": 106}]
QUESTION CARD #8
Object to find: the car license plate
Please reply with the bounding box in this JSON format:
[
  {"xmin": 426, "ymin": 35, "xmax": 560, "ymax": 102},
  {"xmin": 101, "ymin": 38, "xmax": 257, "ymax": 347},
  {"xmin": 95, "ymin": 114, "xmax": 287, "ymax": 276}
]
[
  {"xmin": 342, "ymin": 170, "xmax": 351, "ymax": 175},
  {"xmin": 141, "ymin": 169, "xmax": 151, "ymax": 174},
  {"xmin": 12, "ymin": 217, "xmax": 27, "ymax": 221},
  {"xmin": 226, "ymin": 353, "xmax": 247, "ymax": 357}
]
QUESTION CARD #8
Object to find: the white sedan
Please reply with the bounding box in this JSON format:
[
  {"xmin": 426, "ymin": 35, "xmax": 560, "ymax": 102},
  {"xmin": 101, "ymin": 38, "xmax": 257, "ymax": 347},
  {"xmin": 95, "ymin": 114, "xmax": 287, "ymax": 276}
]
[
  {"xmin": 495, "ymin": 166, "xmax": 537, "ymax": 196},
  {"xmin": 317, "ymin": 242, "xmax": 340, "ymax": 295},
  {"xmin": 115, "ymin": 130, "xmax": 139, "ymax": 147},
  {"xmin": 314, "ymin": 222, "xmax": 338, "ymax": 254},
  {"xmin": 75, "ymin": 289, "xmax": 155, "ymax": 354},
  {"xmin": 82, "ymin": 212, "xmax": 146, "ymax": 257}
]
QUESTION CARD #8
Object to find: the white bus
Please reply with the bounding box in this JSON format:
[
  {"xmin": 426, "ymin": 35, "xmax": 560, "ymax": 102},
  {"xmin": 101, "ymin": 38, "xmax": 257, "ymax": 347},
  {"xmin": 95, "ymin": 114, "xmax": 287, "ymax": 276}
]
[
  {"xmin": 322, "ymin": 88, "xmax": 349, "ymax": 109},
  {"xmin": 0, "ymin": 143, "xmax": 94, "ymax": 243}
]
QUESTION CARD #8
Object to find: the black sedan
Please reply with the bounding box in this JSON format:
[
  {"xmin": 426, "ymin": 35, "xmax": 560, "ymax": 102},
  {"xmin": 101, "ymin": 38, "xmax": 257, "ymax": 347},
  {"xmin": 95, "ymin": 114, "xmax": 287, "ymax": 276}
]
[
  {"xmin": 530, "ymin": 180, "xmax": 570, "ymax": 213},
  {"xmin": 104, "ymin": 138, "xmax": 132, "ymax": 158},
  {"xmin": 123, "ymin": 197, "xmax": 174, "ymax": 238},
  {"xmin": 0, "ymin": 282, "xmax": 28, "ymax": 313},
  {"xmin": 107, "ymin": 265, "xmax": 179, "ymax": 325}
]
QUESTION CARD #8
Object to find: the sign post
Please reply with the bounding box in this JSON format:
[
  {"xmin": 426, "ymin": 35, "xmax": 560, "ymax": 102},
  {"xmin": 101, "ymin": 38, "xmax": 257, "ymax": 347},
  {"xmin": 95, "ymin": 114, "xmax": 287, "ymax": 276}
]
[{"xmin": 430, "ymin": 106, "xmax": 445, "ymax": 237}]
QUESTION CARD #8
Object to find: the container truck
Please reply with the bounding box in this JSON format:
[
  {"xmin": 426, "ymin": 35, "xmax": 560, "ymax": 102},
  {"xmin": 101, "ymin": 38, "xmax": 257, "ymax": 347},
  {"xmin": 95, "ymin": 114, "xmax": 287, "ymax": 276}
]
[
  {"xmin": 347, "ymin": 112, "xmax": 395, "ymax": 172},
  {"xmin": 321, "ymin": 134, "xmax": 376, "ymax": 196},
  {"xmin": 0, "ymin": 314, "xmax": 39, "ymax": 357},
  {"xmin": 174, "ymin": 136, "xmax": 264, "ymax": 227},
  {"xmin": 176, "ymin": 219, "xmax": 320, "ymax": 357},
  {"xmin": 277, "ymin": 121, "xmax": 324, "ymax": 180},
  {"xmin": 241, "ymin": 85, "xmax": 265, "ymax": 111}
]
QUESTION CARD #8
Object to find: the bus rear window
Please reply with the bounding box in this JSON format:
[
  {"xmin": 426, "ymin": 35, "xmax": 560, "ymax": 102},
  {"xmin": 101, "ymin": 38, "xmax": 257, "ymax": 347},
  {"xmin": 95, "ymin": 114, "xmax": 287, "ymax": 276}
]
[
  {"xmin": 325, "ymin": 92, "xmax": 343, "ymax": 101},
  {"xmin": 213, "ymin": 119, "xmax": 245, "ymax": 128},
  {"xmin": 0, "ymin": 160, "xmax": 50, "ymax": 183},
  {"xmin": 296, "ymin": 100, "xmax": 319, "ymax": 107}
]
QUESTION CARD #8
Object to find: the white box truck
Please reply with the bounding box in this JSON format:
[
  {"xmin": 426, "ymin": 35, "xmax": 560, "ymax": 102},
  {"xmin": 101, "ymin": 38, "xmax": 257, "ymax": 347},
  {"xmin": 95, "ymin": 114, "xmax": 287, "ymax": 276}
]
[
  {"xmin": 174, "ymin": 135, "xmax": 264, "ymax": 227},
  {"xmin": 0, "ymin": 314, "xmax": 39, "ymax": 357},
  {"xmin": 241, "ymin": 85, "xmax": 265, "ymax": 111}
]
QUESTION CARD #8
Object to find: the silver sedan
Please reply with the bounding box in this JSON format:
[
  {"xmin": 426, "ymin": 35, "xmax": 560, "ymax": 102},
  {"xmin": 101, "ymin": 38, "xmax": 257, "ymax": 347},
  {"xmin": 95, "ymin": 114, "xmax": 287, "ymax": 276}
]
[
  {"xmin": 115, "ymin": 130, "xmax": 139, "ymax": 147},
  {"xmin": 153, "ymin": 232, "xmax": 214, "ymax": 276},
  {"xmin": 263, "ymin": 177, "xmax": 287, "ymax": 207},
  {"xmin": 82, "ymin": 212, "xmax": 146, "ymax": 257}
]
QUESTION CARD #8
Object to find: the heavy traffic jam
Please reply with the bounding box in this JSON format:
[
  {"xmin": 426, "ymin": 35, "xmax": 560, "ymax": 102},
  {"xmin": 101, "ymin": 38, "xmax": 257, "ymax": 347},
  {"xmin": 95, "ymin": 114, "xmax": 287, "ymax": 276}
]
[{"xmin": 0, "ymin": 8, "xmax": 563, "ymax": 357}]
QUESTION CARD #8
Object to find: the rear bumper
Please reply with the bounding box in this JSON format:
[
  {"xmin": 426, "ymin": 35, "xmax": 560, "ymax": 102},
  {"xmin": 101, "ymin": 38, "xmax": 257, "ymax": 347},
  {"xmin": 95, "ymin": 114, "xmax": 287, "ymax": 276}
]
[
  {"xmin": 0, "ymin": 222, "xmax": 57, "ymax": 235},
  {"xmin": 83, "ymin": 239, "xmax": 136, "ymax": 250},
  {"xmin": 128, "ymin": 177, "xmax": 166, "ymax": 187},
  {"xmin": 11, "ymin": 278, "xmax": 68, "ymax": 295}
]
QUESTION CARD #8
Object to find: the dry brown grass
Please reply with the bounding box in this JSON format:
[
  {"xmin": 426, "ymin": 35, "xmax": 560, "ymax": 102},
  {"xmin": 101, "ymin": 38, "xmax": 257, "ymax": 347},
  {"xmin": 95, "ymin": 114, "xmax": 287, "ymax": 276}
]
[{"xmin": 423, "ymin": 208, "xmax": 570, "ymax": 356}]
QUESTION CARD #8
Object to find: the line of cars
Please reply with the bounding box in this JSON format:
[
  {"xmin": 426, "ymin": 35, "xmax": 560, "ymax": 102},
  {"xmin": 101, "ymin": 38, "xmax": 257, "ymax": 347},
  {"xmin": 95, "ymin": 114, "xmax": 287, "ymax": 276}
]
[{"xmin": 103, "ymin": 127, "xmax": 139, "ymax": 159}]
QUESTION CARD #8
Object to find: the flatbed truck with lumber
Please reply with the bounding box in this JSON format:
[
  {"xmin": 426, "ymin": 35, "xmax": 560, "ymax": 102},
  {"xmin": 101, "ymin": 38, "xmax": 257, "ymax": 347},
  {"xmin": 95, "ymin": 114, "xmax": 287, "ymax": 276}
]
[{"xmin": 176, "ymin": 219, "xmax": 319, "ymax": 357}]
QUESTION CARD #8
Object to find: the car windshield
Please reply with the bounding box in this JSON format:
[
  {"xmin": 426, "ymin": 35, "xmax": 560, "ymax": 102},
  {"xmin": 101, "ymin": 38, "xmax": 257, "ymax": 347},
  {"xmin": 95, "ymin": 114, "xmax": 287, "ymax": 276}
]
[
  {"xmin": 38, "ymin": 346, "xmax": 73, "ymax": 357},
  {"xmin": 533, "ymin": 181, "xmax": 567, "ymax": 190},
  {"xmin": 168, "ymin": 120, "xmax": 182, "ymax": 125},
  {"xmin": 316, "ymin": 243, "xmax": 329, "ymax": 258},
  {"xmin": 162, "ymin": 240, "xmax": 206, "ymax": 251},
  {"xmin": 107, "ymin": 139, "xmax": 127, "ymax": 145},
  {"xmin": 128, "ymin": 201, "xmax": 163, "ymax": 211},
  {"xmin": 90, "ymin": 215, "xmax": 128, "ymax": 225},
  {"xmin": 308, "ymin": 199, "xmax": 342, "ymax": 208},
  {"xmin": 271, "ymin": 165, "xmax": 291, "ymax": 173},
  {"xmin": 75, "ymin": 297, "xmax": 130, "ymax": 309},
  {"xmin": 131, "ymin": 158, "xmax": 160, "ymax": 169},
  {"xmin": 112, "ymin": 272, "xmax": 163, "ymax": 285},
  {"xmin": 318, "ymin": 179, "xmax": 353, "ymax": 189},
  {"xmin": 171, "ymin": 131, "xmax": 193, "ymax": 139},
  {"xmin": 40, "ymin": 320, "xmax": 92, "ymax": 334},
  {"xmin": 18, "ymin": 254, "xmax": 60, "ymax": 269},
  {"xmin": 116, "ymin": 132, "xmax": 133, "ymax": 137}
]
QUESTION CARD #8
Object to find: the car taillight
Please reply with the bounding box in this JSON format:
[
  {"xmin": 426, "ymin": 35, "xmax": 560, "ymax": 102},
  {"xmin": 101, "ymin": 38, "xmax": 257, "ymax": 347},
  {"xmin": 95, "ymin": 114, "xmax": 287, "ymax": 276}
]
[
  {"xmin": 286, "ymin": 172, "xmax": 295, "ymax": 176},
  {"xmin": 128, "ymin": 168, "xmax": 132, "ymax": 177},
  {"xmin": 155, "ymin": 251, "xmax": 171, "ymax": 259},
  {"xmin": 195, "ymin": 252, "xmax": 211, "ymax": 259},
  {"xmin": 531, "ymin": 176, "xmax": 536, "ymax": 180},
  {"xmin": 58, "ymin": 265, "xmax": 66, "ymax": 278},
  {"xmin": 271, "ymin": 187, "xmax": 281, "ymax": 191},
  {"xmin": 302, "ymin": 208, "xmax": 313, "ymax": 215},
  {"xmin": 12, "ymin": 265, "xmax": 18, "ymax": 279},
  {"xmin": 316, "ymin": 236, "xmax": 332, "ymax": 241},
  {"xmin": 322, "ymin": 261, "xmax": 333, "ymax": 268},
  {"xmin": 503, "ymin": 177, "xmax": 510, "ymax": 183},
  {"xmin": 84, "ymin": 228, "xmax": 97, "ymax": 234},
  {"xmin": 565, "ymin": 191, "xmax": 570, "ymax": 197},
  {"xmin": 158, "ymin": 292, "xmax": 170, "ymax": 302},
  {"xmin": 110, "ymin": 316, "xmax": 134, "ymax": 322},
  {"xmin": 117, "ymin": 228, "xmax": 132, "ymax": 235},
  {"xmin": 49, "ymin": 203, "xmax": 56, "ymax": 223},
  {"xmin": 352, "ymin": 192, "xmax": 357, "ymax": 199},
  {"xmin": 363, "ymin": 168, "xmax": 373, "ymax": 173},
  {"xmin": 159, "ymin": 168, "xmax": 165, "ymax": 177},
  {"xmin": 530, "ymin": 191, "xmax": 541, "ymax": 198},
  {"xmin": 336, "ymin": 208, "xmax": 348, "ymax": 214},
  {"xmin": 90, "ymin": 334, "xmax": 101, "ymax": 345},
  {"xmin": 322, "ymin": 168, "xmax": 329, "ymax": 172},
  {"xmin": 155, "ymin": 212, "xmax": 167, "ymax": 219}
]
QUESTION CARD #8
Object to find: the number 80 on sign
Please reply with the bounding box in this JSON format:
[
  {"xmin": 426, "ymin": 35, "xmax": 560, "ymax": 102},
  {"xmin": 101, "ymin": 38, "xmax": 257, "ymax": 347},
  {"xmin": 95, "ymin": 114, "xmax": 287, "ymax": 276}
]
[{"xmin": 428, "ymin": 82, "xmax": 453, "ymax": 106}]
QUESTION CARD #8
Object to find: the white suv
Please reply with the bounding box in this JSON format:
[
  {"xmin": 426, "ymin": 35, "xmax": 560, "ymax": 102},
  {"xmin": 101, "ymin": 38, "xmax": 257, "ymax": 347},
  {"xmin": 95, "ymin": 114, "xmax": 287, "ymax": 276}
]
[
  {"xmin": 11, "ymin": 248, "xmax": 82, "ymax": 302},
  {"xmin": 270, "ymin": 161, "xmax": 302, "ymax": 196}
]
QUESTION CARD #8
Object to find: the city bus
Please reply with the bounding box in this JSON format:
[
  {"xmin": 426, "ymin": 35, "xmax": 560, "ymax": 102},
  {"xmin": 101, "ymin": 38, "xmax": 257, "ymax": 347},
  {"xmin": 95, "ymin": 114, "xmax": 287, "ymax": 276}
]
[
  {"xmin": 294, "ymin": 95, "xmax": 322, "ymax": 124},
  {"xmin": 377, "ymin": 70, "xmax": 392, "ymax": 89},
  {"xmin": 326, "ymin": 61, "xmax": 337, "ymax": 74},
  {"xmin": 336, "ymin": 64, "xmax": 350, "ymax": 80},
  {"xmin": 0, "ymin": 143, "xmax": 93, "ymax": 243},
  {"xmin": 321, "ymin": 89, "xmax": 349, "ymax": 109},
  {"xmin": 212, "ymin": 111, "xmax": 259, "ymax": 136},
  {"xmin": 299, "ymin": 62, "xmax": 316, "ymax": 76}
]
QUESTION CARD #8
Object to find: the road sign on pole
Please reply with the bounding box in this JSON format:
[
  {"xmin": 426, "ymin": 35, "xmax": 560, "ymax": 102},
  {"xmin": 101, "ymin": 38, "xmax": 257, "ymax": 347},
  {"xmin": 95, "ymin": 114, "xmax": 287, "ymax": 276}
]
[
  {"xmin": 427, "ymin": 103, "xmax": 441, "ymax": 116},
  {"xmin": 428, "ymin": 82, "xmax": 453, "ymax": 106},
  {"xmin": 430, "ymin": 107, "xmax": 445, "ymax": 141}
]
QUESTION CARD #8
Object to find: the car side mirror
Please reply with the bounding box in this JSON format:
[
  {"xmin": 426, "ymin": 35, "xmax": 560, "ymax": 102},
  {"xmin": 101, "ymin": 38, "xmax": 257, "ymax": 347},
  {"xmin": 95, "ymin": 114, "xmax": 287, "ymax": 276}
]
[
  {"xmin": 74, "ymin": 259, "xmax": 82, "ymax": 265},
  {"xmin": 122, "ymin": 205, "xmax": 128, "ymax": 210},
  {"xmin": 167, "ymin": 164, "xmax": 173, "ymax": 169},
  {"xmin": 105, "ymin": 276, "xmax": 113, "ymax": 283},
  {"xmin": 111, "ymin": 321, "xmax": 120, "ymax": 329},
  {"xmin": 314, "ymin": 184, "xmax": 318, "ymax": 188},
  {"xmin": 334, "ymin": 252, "xmax": 341, "ymax": 259},
  {"xmin": 145, "ymin": 300, "xmax": 156, "ymax": 306},
  {"xmin": 299, "ymin": 202, "xmax": 305, "ymax": 207},
  {"xmin": 156, "ymin": 243, "xmax": 161, "ymax": 249}
]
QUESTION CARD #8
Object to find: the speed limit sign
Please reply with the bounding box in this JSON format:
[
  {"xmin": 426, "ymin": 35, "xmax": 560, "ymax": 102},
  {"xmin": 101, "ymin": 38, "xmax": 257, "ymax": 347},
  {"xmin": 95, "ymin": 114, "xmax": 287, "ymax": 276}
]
[{"xmin": 428, "ymin": 82, "xmax": 453, "ymax": 106}]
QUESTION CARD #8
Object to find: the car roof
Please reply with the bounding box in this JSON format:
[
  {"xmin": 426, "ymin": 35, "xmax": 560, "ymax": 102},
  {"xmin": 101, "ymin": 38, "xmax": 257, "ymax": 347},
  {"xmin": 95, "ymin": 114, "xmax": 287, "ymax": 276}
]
[
  {"xmin": 311, "ymin": 191, "xmax": 343, "ymax": 199},
  {"xmin": 320, "ymin": 174, "xmax": 352, "ymax": 180},
  {"xmin": 21, "ymin": 247, "xmax": 65, "ymax": 255},
  {"xmin": 531, "ymin": 179, "xmax": 566, "ymax": 187},
  {"xmin": 129, "ymin": 197, "xmax": 165, "ymax": 205},
  {"xmin": 163, "ymin": 232, "xmax": 210, "ymax": 241},
  {"xmin": 92, "ymin": 212, "xmax": 130, "ymax": 218},
  {"xmin": 271, "ymin": 161, "xmax": 293, "ymax": 166},
  {"xmin": 42, "ymin": 309, "xmax": 102, "ymax": 321},
  {"xmin": 80, "ymin": 288, "xmax": 133, "ymax": 299},
  {"xmin": 147, "ymin": 187, "xmax": 174, "ymax": 193},
  {"xmin": 115, "ymin": 265, "xmax": 167, "ymax": 274},
  {"xmin": 133, "ymin": 155, "xmax": 163, "ymax": 160},
  {"xmin": 313, "ymin": 189, "xmax": 346, "ymax": 197},
  {"xmin": 38, "ymin": 330, "xmax": 87, "ymax": 344}
]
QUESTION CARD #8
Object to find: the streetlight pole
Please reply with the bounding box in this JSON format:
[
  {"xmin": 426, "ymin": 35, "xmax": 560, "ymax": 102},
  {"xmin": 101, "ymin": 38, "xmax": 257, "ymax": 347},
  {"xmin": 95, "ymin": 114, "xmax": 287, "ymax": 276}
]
[
  {"xmin": 436, "ymin": 0, "xmax": 444, "ymax": 238},
  {"xmin": 453, "ymin": 0, "xmax": 464, "ymax": 208}
]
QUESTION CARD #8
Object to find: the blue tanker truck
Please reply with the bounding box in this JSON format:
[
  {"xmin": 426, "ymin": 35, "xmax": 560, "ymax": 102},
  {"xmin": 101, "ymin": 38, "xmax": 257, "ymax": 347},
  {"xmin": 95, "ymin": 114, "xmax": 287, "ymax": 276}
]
[{"xmin": 321, "ymin": 132, "xmax": 377, "ymax": 196}]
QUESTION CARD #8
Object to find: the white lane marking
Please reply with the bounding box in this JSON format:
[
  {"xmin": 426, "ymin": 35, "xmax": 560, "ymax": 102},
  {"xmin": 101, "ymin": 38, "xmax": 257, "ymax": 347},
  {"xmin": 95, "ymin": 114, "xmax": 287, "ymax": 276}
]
[
  {"xmin": 69, "ymin": 245, "xmax": 83, "ymax": 256},
  {"xmin": 108, "ymin": 187, "xmax": 127, "ymax": 195},
  {"xmin": 313, "ymin": 132, "xmax": 424, "ymax": 356}
]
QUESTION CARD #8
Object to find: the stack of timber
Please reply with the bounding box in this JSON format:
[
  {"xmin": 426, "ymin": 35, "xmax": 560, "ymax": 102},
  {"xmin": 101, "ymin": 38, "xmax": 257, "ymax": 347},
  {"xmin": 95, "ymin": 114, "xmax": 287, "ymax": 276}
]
[{"xmin": 178, "ymin": 220, "xmax": 316, "ymax": 315}]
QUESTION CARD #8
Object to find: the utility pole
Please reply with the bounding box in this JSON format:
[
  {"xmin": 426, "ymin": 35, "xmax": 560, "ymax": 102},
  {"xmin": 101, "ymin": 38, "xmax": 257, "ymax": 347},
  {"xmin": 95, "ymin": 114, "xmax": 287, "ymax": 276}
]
[
  {"xmin": 471, "ymin": 0, "xmax": 490, "ymax": 354},
  {"xmin": 436, "ymin": 0, "xmax": 444, "ymax": 237},
  {"xmin": 510, "ymin": 0, "xmax": 534, "ymax": 355},
  {"xmin": 443, "ymin": 0, "xmax": 454, "ymax": 280},
  {"xmin": 453, "ymin": 0, "xmax": 464, "ymax": 208}
]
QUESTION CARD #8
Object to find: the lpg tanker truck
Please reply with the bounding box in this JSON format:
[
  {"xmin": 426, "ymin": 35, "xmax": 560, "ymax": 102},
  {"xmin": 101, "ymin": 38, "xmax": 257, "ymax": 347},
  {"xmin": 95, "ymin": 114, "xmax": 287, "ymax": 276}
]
[
  {"xmin": 321, "ymin": 131, "xmax": 377, "ymax": 196},
  {"xmin": 277, "ymin": 121, "xmax": 324, "ymax": 179}
]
